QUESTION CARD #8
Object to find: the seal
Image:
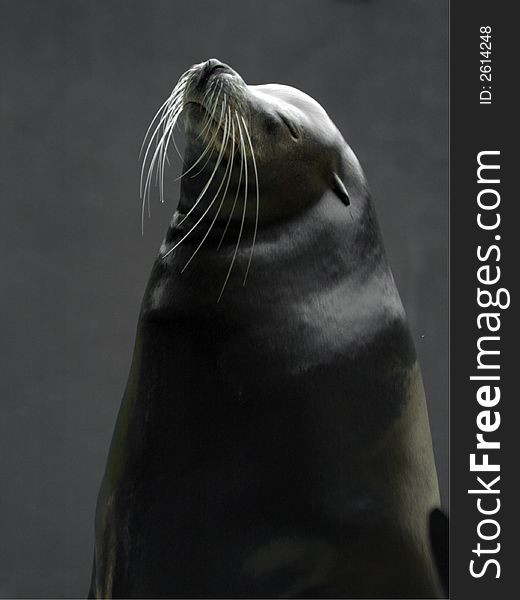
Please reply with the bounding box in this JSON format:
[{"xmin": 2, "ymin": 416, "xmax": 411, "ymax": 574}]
[{"xmin": 89, "ymin": 58, "xmax": 443, "ymax": 598}]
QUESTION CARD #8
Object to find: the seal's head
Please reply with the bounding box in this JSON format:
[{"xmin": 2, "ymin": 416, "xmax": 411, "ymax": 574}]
[
  {"xmin": 141, "ymin": 59, "xmax": 363, "ymax": 223},
  {"xmin": 140, "ymin": 59, "xmax": 369, "ymax": 299}
]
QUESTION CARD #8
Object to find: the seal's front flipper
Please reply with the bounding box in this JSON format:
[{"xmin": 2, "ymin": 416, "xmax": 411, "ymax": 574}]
[
  {"xmin": 429, "ymin": 507, "xmax": 449, "ymax": 597},
  {"xmin": 332, "ymin": 172, "xmax": 350, "ymax": 207}
]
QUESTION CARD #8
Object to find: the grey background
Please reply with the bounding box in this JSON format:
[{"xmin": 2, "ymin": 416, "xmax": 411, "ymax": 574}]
[{"xmin": 0, "ymin": 0, "xmax": 448, "ymax": 597}]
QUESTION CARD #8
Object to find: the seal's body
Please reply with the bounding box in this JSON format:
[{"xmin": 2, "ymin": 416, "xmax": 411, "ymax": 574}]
[{"xmin": 90, "ymin": 60, "xmax": 442, "ymax": 598}]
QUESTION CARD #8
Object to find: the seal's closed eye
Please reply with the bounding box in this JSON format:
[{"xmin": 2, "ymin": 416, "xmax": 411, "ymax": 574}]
[{"xmin": 279, "ymin": 113, "xmax": 300, "ymax": 141}]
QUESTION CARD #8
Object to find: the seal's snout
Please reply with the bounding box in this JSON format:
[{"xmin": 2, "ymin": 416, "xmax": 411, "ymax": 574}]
[{"xmin": 196, "ymin": 58, "xmax": 231, "ymax": 88}]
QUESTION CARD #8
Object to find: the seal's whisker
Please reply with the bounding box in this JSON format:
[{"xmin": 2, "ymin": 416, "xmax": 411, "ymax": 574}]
[
  {"xmin": 175, "ymin": 85, "xmax": 224, "ymax": 181},
  {"xmin": 158, "ymin": 107, "xmax": 187, "ymax": 203},
  {"xmin": 156, "ymin": 112, "xmax": 175, "ymax": 190},
  {"xmin": 139, "ymin": 81, "xmax": 187, "ymax": 159},
  {"xmin": 195, "ymin": 86, "xmax": 226, "ymax": 155},
  {"xmin": 141, "ymin": 87, "xmax": 186, "ymax": 166},
  {"xmin": 143, "ymin": 130, "xmax": 175, "ymax": 223},
  {"xmin": 175, "ymin": 111, "xmax": 230, "ymax": 228},
  {"xmin": 140, "ymin": 77, "xmax": 191, "ymax": 210},
  {"xmin": 217, "ymin": 114, "xmax": 244, "ymax": 252},
  {"xmin": 180, "ymin": 115, "xmax": 236, "ymax": 273},
  {"xmin": 142, "ymin": 139, "xmax": 166, "ymax": 230},
  {"xmin": 139, "ymin": 63, "xmax": 258, "ymax": 267},
  {"xmin": 174, "ymin": 89, "xmax": 226, "ymax": 182},
  {"xmin": 144, "ymin": 90, "xmax": 186, "ymax": 184},
  {"xmin": 197, "ymin": 81, "xmax": 221, "ymax": 141},
  {"xmin": 140, "ymin": 101, "xmax": 180, "ymax": 197},
  {"xmin": 241, "ymin": 116, "xmax": 259, "ymax": 286},
  {"xmin": 139, "ymin": 95, "xmax": 175, "ymax": 160},
  {"xmin": 200, "ymin": 84, "xmax": 227, "ymax": 148},
  {"xmin": 139, "ymin": 65, "xmax": 202, "ymax": 228},
  {"xmin": 164, "ymin": 108, "xmax": 186, "ymax": 164},
  {"xmin": 191, "ymin": 81, "xmax": 222, "ymax": 153},
  {"xmin": 192, "ymin": 95, "xmax": 218, "ymax": 146},
  {"xmin": 165, "ymin": 90, "xmax": 186, "ymax": 155},
  {"xmin": 161, "ymin": 95, "xmax": 187, "ymax": 163},
  {"xmin": 140, "ymin": 99, "xmax": 183, "ymax": 200},
  {"xmin": 163, "ymin": 113, "xmax": 231, "ymax": 258},
  {"xmin": 141, "ymin": 105, "xmax": 182, "ymax": 221},
  {"xmin": 188, "ymin": 93, "xmax": 229, "ymax": 180},
  {"xmin": 217, "ymin": 113, "xmax": 248, "ymax": 303}
]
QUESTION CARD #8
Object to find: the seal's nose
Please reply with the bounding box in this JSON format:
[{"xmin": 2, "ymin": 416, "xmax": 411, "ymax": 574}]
[
  {"xmin": 187, "ymin": 58, "xmax": 235, "ymax": 99},
  {"xmin": 201, "ymin": 58, "xmax": 228, "ymax": 79},
  {"xmin": 205, "ymin": 58, "xmax": 224, "ymax": 70},
  {"xmin": 189, "ymin": 58, "xmax": 241, "ymax": 96}
]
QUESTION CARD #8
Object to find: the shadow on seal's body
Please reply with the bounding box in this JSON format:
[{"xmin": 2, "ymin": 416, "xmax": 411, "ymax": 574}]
[{"xmin": 89, "ymin": 59, "xmax": 443, "ymax": 598}]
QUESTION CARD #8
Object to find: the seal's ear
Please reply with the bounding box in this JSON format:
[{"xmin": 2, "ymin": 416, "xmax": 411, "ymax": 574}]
[{"xmin": 332, "ymin": 172, "xmax": 350, "ymax": 207}]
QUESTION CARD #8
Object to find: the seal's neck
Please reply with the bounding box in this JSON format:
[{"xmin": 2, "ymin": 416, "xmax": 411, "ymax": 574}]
[{"xmin": 168, "ymin": 186, "xmax": 387, "ymax": 280}]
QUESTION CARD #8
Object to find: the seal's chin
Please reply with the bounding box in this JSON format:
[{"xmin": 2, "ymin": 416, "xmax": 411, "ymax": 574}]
[
  {"xmin": 182, "ymin": 101, "xmax": 207, "ymax": 123},
  {"xmin": 183, "ymin": 100, "xmax": 221, "ymax": 129}
]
